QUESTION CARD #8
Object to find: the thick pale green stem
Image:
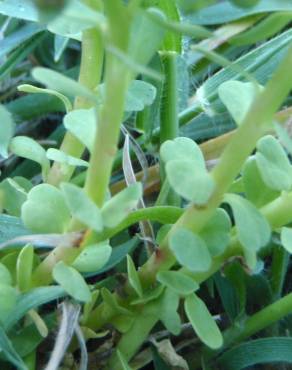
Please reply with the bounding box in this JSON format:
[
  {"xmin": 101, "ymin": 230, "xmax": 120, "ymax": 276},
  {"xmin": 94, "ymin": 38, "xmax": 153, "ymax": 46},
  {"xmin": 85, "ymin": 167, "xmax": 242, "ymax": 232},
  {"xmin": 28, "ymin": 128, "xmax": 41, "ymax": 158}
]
[
  {"xmin": 159, "ymin": 51, "xmax": 180, "ymax": 206},
  {"xmin": 84, "ymin": 55, "xmax": 130, "ymax": 206},
  {"xmin": 47, "ymin": 22, "xmax": 103, "ymax": 186}
]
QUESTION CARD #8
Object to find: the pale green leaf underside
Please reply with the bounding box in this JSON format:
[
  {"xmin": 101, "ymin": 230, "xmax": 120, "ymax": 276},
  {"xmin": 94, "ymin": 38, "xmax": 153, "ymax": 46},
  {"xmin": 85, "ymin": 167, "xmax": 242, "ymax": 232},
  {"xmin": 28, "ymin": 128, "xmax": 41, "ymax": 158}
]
[
  {"xmin": 184, "ymin": 293, "xmax": 223, "ymax": 349},
  {"xmin": 169, "ymin": 228, "xmax": 212, "ymax": 272}
]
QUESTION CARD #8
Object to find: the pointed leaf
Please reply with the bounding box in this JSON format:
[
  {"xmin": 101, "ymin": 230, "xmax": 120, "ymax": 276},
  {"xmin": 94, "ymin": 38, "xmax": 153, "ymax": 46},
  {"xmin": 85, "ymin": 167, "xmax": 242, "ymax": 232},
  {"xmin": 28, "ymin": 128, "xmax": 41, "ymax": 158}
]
[
  {"xmin": 53, "ymin": 262, "xmax": 91, "ymax": 303},
  {"xmin": 22, "ymin": 184, "xmax": 71, "ymax": 234},
  {"xmin": 72, "ymin": 243, "xmax": 112, "ymax": 273},
  {"xmin": 61, "ymin": 183, "xmax": 103, "ymax": 232},
  {"xmin": 169, "ymin": 228, "xmax": 212, "ymax": 272},
  {"xmin": 184, "ymin": 293, "xmax": 223, "ymax": 349},
  {"xmin": 16, "ymin": 244, "xmax": 34, "ymax": 292},
  {"xmin": 127, "ymin": 255, "xmax": 143, "ymax": 298}
]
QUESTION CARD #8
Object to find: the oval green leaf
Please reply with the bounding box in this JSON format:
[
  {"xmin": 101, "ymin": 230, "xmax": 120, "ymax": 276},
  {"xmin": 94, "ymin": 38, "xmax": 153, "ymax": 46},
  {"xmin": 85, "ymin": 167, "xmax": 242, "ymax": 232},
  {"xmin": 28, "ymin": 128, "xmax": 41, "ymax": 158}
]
[
  {"xmin": 166, "ymin": 160, "xmax": 215, "ymax": 205},
  {"xmin": 53, "ymin": 261, "xmax": 91, "ymax": 302},
  {"xmin": 72, "ymin": 243, "xmax": 112, "ymax": 273},
  {"xmin": 61, "ymin": 183, "xmax": 103, "ymax": 232},
  {"xmin": 184, "ymin": 293, "xmax": 223, "ymax": 349},
  {"xmin": 22, "ymin": 184, "xmax": 71, "ymax": 233},
  {"xmin": 157, "ymin": 271, "xmax": 199, "ymax": 295},
  {"xmin": 169, "ymin": 228, "xmax": 212, "ymax": 272}
]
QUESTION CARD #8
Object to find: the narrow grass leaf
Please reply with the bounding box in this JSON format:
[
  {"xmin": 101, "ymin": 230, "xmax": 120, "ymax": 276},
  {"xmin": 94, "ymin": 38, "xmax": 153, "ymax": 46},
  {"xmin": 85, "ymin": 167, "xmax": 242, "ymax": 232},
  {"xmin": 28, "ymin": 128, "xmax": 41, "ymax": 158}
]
[
  {"xmin": 4, "ymin": 286, "xmax": 66, "ymax": 330},
  {"xmin": 0, "ymin": 326, "xmax": 28, "ymax": 370},
  {"xmin": 218, "ymin": 337, "xmax": 292, "ymax": 370}
]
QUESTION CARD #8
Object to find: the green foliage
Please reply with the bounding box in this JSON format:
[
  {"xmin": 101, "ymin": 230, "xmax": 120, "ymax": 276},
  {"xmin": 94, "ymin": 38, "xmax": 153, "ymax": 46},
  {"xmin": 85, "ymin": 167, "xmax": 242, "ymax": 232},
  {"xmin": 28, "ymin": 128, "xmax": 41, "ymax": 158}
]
[
  {"xmin": 52, "ymin": 261, "xmax": 91, "ymax": 302},
  {"xmin": 256, "ymin": 135, "xmax": 292, "ymax": 191},
  {"xmin": 22, "ymin": 184, "xmax": 71, "ymax": 233},
  {"xmin": 0, "ymin": 0, "xmax": 292, "ymax": 369},
  {"xmin": 0, "ymin": 105, "xmax": 15, "ymax": 158},
  {"xmin": 169, "ymin": 228, "xmax": 212, "ymax": 272},
  {"xmin": 72, "ymin": 243, "xmax": 112, "ymax": 273},
  {"xmin": 61, "ymin": 182, "xmax": 103, "ymax": 232},
  {"xmin": 184, "ymin": 293, "xmax": 223, "ymax": 349}
]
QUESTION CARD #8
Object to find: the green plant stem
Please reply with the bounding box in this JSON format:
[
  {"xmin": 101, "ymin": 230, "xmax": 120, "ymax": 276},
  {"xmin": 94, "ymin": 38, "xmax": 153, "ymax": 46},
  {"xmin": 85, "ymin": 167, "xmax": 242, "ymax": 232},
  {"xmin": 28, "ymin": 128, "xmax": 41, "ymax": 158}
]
[
  {"xmin": 270, "ymin": 244, "xmax": 289, "ymax": 300},
  {"xmin": 159, "ymin": 51, "xmax": 180, "ymax": 206},
  {"xmin": 159, "ymin": 51, "xmax": 179, "ymax": 144},
  {"xmin": 224, "ymin": 293, "xmax": 292, "ymax": 348},
  {"xmin": 106, "ymin": 46, "xmax": 292, "ymax": 365},
  {"xmin": 84, "ymin": 56, "xmax": 130, "ymax": 206},
  {"xmin": 141, "ymin": 44, "xmax": 292, "ymax": 278},
  {"xmin": 47, "ymin": 22, "xmax": 103, "ymax": 186}
]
